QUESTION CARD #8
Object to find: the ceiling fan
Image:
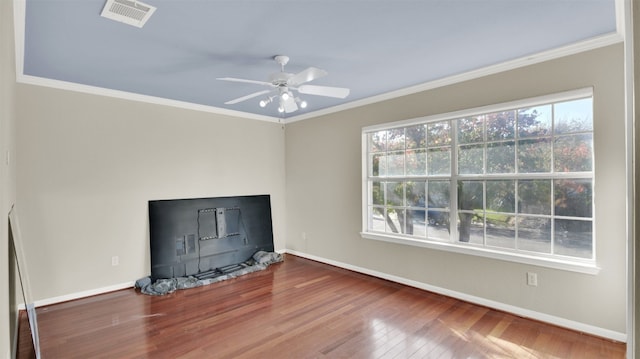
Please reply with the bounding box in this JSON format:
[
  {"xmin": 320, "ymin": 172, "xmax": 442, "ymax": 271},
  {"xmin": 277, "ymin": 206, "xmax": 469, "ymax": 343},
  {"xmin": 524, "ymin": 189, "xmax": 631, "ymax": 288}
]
[{"xmin": 217, "ymin": 55, "xmax": 350, "ymax": 114}]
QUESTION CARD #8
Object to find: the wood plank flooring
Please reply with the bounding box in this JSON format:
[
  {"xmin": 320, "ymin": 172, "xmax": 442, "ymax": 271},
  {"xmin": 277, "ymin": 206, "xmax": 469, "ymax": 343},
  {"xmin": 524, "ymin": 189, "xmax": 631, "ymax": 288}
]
[{"xmin": 17, "ymin": 254, "xmax": 625, "ymax": 358}]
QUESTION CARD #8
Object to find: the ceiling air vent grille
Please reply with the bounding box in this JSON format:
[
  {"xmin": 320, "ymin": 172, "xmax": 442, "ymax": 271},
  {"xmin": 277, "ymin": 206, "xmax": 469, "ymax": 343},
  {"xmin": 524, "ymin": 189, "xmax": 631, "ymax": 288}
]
[{"xmin": 101, "ymin": 0, "xmax": 156, "ymax": 28}]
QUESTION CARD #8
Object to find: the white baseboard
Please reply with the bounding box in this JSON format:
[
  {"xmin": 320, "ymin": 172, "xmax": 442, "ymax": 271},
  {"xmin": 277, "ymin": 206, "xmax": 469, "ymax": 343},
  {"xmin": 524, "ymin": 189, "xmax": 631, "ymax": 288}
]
[
  {"xmin": 19, "ymin": 251, "xmax": 627, "ymax": 343},
  {"xmin": 284, "ymin": 249, "xmax": 627, "ymax": 343},
  {"xmin": 18, "ymin": 281, "xmax": 135, "ymax": 310},
  {"xmin": 24, "ymin": 250, "xmax": 289, "ymax": 310}
]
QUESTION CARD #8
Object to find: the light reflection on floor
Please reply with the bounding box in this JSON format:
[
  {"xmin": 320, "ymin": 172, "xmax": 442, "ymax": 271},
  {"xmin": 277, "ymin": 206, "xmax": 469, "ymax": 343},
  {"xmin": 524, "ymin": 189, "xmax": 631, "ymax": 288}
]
[{"xmin": 365, "ymin": 315, "xmax": 560, "ymax": 358}]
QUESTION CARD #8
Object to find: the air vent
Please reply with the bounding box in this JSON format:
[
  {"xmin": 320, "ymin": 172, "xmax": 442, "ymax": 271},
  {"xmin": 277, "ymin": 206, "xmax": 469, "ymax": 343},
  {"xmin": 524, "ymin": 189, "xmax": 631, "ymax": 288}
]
[{"xmin": 100, "ymin": 0, "xmax": 156, "ymax": 28}]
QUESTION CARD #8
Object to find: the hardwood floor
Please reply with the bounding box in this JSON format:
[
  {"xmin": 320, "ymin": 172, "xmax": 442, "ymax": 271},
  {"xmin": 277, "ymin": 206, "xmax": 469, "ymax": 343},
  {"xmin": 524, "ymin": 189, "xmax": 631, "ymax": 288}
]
[{"xmin": 17, "ymin": 254, "xmax": 625, "ymax": 358}]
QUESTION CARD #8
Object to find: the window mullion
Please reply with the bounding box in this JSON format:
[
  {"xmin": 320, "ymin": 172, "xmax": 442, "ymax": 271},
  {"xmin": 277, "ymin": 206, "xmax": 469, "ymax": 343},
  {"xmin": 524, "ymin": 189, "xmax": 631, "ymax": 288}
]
[
  {"xmin": 550, "ymin": 177, "xmax": 556, "ymax": 255},
  {"xmin": 450, "ymin": 119, "xmax": 459, "ymax": 243},
  {"xmin": 514, "ymin": 179, "xmax": 520, "ymax": 250}
]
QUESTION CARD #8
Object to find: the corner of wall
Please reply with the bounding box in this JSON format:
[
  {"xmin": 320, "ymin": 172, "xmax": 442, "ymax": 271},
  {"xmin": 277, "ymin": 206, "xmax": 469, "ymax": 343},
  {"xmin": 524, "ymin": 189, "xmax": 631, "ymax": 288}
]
[{"xmin": 1, "ymin": 0, "xmax": 18, "ymax": 357}]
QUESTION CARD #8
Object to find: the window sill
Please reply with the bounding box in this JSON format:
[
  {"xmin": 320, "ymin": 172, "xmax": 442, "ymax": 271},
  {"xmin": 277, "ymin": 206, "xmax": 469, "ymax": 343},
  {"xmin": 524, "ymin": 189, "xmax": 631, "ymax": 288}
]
[{"xmin": 360, "ymin": 231, "xmax": 600, "ymax": 275}]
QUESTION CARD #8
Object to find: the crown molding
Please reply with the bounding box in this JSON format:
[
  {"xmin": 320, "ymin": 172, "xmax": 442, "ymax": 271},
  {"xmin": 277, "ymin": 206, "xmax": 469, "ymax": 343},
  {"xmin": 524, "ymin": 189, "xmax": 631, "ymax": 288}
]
[
  {"xmin": 13, "ymin": 0, "xmax": 622, "ymax": 125},
  {"xmin": 286, "ymin": 32, "xmax": 623, "ymax": 124},
  {"xmin": 16, "ymin": 74, "xmax": 282, "ymax": 123}
]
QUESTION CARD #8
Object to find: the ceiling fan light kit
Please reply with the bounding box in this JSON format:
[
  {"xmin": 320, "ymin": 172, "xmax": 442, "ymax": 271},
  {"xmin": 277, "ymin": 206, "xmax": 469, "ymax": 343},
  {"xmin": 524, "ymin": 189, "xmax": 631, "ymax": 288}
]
[{"xmin": 218, "ymin": 55, "xmax": 350, "ymax": 115}]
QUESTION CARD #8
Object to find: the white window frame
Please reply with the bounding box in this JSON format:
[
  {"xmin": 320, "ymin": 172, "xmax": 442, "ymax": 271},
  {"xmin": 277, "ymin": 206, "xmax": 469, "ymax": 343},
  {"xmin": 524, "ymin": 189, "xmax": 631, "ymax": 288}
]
[{"xmin": 361, "ymin": 88, "xmax": 599, "ymax": 274}]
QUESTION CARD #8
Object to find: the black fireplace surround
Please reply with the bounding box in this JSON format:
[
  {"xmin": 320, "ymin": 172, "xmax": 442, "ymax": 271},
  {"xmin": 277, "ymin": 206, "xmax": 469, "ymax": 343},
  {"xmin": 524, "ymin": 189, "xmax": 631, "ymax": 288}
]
[{"xmin": 148, "ymin": 194, "xmax": 275, "ymax": 281}]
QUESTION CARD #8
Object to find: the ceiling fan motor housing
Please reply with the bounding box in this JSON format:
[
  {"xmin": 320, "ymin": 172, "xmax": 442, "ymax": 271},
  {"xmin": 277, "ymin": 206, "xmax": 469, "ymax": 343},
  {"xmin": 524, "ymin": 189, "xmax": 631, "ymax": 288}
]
[{"xmin": 269, "ymin": 72, "xmax": 293, "ymax": 86}]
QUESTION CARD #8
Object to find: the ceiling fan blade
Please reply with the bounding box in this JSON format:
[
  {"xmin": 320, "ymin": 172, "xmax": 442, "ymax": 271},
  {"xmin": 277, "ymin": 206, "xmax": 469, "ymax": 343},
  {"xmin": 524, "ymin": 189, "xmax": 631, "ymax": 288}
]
[
  {"xmin": 297, "ymin": 84, "xmax": 350, "ymax": 99},
  {"xmin": 288, "ymin": 67, "xmax": 328, "ymax": 86},
  {"xmin": 217, "ymin": 77, "xmax": 273, "ymax": 87},
  {"xmin": 224, "ymin": 90, "xmax": 271, "ymax": 105},
  {"xmin": 282, "ymin": 96, "xmax": 298, "ymax": 113}
]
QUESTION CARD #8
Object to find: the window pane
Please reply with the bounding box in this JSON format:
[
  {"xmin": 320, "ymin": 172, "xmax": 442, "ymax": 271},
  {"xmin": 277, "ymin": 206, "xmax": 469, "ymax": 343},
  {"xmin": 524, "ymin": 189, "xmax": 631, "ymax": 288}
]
[
  {"xmin": 458, "ymin": 116, "xmax": 484, "ymax": 144},
  {"xmin": 386, "ymin": 182, "xmax": 404, "ymax": 206},
  {"xmin": 428, "ymin": 180, "xmax": 450, "ymax": 208},
  {"xmin": 428, "ymin": 147, "xmax": 451, "ymax": 175},
  {"xmin": 518, "ymin": 105, "xmax": 552, "ymax": 138},
  {"xmin": 458, "ymin": 181, "xmax": 484, "ymax": 243},
  {"xmin": 407, "ymin": 210, "xmax": 426, "ymax": 237},
  {"xmin": 428, "ymin": 210, "xmax": 449, "ymax": 227},
  {"xmin": 486, "ymin": 110, "xmax": 515, "ymax": 141},
  {"xmin": 406, "ymin": 181, "xmax": 426, "ymax": 207},
  {"xmin": 517, "ymin": 217, "xmax": 551, "ymax": 253},
  {"xmin": 554, "ymin": 98, "xmax": 593, "ymax": 134},
  {"xmin": 369, "ymin": 131, "xmax": 386, "ymax": 152},
  {"xmin": 406, "ymin": 124, "xmax": 426, "ymax": 149},
  {"xmin": 387, "ymin": 128, "xmax": 405, "ymax": 151},
  {"xmin": 458, "ymin": 212, "xmax": 484, "ymax": 244},
  {"xmin": 554, "ymin": 219, "xmax": 592, "ymax": 259},
  {"xmin": 458, "ymin": 144, "xmax": 484, "ymax": 174},
  {"xmin": 458, "ymin": 181, "xmax": 483, "ymax": 210},
  {"xmin": 518, "ymin": 180, "xmax": 551, "ymax": 215},
  {"xmin": 486, "ymin": 141, "xmax": 515, "ymax": 173},
  {"xmin": 428, "ymin": 210, "xmax": 450, "ymax": 240},
  {"xmin": 398, "ymin": 210, "xmax": 412, "ymax": 234},
  {"xmin": 371, "ymin": 181, "xmax": 384, "ymax": 205},
  {"xmin": 406, "ymin": 149, "xmax": 426, "ymax": 176},
  {"xmin": 554, "ymin": 179, "xmax": 592, "ymax": 218},
  {"xmin": 486, "ymin": 216, "xmax": 515, "ymax": 249},
  {"xmin": 486, "ymin": 180, "xmax": 515, "ymax": 213},
  {"xmin": 554, "ymin": 134, "xmax": 593, "ymax": 172},
  {"xmin": 371, "ymin": 207, "xmax": 385, "ymax": 232},
  {"xmin": 371, "ymin": 153, "xmax": 386, "ymax": 176},
  {"xmin": 428, "ymin": 121, "xmax": 452, "ymax": 146},
  {"xmin": 387, "ymin": 151, "xmax": 405, "ymax": 176},
  {"xmin": 518, "ymin": 138, "xmax": 551, "ymax": 173},
  {"xmin": 385, "ymin": 209, "xmax": 403, "ymax": 234}
]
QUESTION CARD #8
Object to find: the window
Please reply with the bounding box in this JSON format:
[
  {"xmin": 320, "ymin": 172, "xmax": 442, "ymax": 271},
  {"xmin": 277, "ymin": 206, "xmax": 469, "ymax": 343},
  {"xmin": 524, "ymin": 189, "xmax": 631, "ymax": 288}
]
[{"xmin": 362, "ymin": 88, "xmax": 595, "ymax": 271}]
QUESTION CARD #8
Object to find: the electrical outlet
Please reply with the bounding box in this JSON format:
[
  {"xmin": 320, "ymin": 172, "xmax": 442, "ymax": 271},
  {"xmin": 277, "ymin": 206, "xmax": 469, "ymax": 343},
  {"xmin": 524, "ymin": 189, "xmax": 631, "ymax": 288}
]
[
  {"xmin": 111, "ymin": 256, "xmax": 119, "ymax": 266},
  {"xmin": 526, "ymin": 272, "xmax": 538, "ymax": 286},
  {"xmin": 302, "ymin": 232, "xmax": 307, "ymax": 240}
]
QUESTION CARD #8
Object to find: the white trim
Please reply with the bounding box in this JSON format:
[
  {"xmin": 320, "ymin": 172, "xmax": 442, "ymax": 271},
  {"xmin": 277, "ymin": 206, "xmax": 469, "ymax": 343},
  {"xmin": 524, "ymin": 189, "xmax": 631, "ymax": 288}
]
[
  {"xmin": 361, "ymin": 232, "xmax": 599, "ymax": 275},
  {"xmin": 12, "ymin": 0, "xmax": 621, "ymax": 126},
  {"xmin": 18, "ymin": 281, "xmax": 135, "ymax": 309},
  {"xmin": 362, "ymin": 89, "xmax": 597, "ymax": 273},
  {"xmin": 12, "ymin": 0, "xmax": 25, "ymax": 83},
  {"xmin": 21, "ymin": 250, "xmax": 283, "ymax": 309},
  {"xmin": 621, "ymin": 0, "xmax": 636, "ymax": 357},
  {"xmin": 361, "ymin": 132, "xmax": 369, "ymax": 234},
  {"xmin": 284, "ymin": 249, "xmax": 625, "ymax": 343},
  {"xmin": 615, "ymin": 0, "xmax": 626, "ymax": 40},
  {"xmin": 12, "ymin": 0, "xmax": 281, "ymax": 124},
  {"xmin": 16, "ymin": 75, "xmax": 282, "ymax": 124},
  {"xmin": 286, "ymin": 34, "xmax": 621, "ymax": 124},
  {"xmin": 8, "ymin": 255, "xmax": 623, "ymax": 342},
  {"xmin": 362, "ymin": 87, "xmax": 594, "ymax": 133}
]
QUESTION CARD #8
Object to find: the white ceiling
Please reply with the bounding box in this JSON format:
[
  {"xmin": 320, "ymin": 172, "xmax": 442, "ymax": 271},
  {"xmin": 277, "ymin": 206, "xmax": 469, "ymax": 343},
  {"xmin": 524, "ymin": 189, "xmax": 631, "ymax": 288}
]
[{"xmin": 14, "ymin": 0, "xmax": 620, "ymax": 122}]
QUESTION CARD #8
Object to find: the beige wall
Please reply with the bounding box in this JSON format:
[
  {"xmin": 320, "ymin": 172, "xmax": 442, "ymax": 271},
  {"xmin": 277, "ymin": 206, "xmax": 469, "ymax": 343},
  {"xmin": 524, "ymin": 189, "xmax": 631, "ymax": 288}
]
[
  {"xmin": 5, "ymin": 13, "xmax": 630, "ymax": 352},
  {"xmin": 15, "ymin": 86, "xmax": 287, "ymax": 301},
  {"xmin": 1, "ymin": 0, "xmax": 17, "ymax": 357},
  {"xmin": 285, "ymin": 44, "xmax": 627, "ymax": 335}
]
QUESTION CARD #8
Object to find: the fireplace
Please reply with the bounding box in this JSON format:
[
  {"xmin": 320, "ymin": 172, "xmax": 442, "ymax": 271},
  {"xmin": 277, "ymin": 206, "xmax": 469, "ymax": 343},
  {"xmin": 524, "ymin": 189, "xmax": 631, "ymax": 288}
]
[{"xmin": 148, "ymin": 194, "xmax": 274, "ymax": 281}]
